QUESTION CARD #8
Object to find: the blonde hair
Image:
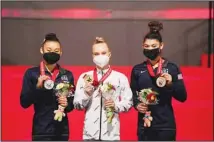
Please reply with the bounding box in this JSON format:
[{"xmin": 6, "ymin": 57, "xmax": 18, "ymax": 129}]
[
  {"xmin": 92, "ymin": 36, "xmax": 111, "ymax": 52},
  {"xmin": 93, "ymin": 37, "xmax": 106, "ymax": 44}
]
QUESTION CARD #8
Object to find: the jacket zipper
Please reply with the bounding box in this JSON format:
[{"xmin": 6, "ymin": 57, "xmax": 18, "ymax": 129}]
[
  {"xmin": 99, "ymin": 71, "xmax": 104, "ymax": 140},
  {"xmin": 99, "ymin": 94, "xmax": 102, "ymax": 140}
]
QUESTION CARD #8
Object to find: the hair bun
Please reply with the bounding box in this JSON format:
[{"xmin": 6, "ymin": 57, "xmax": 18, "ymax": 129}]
[
  {"xmin": 45, "ymin": 33, "xmax": 58, "ymax": 40},
  {"xmin": 148, "ymin": 21, "xmax": 163, "ymax": 33},
  {"xmin": 94, "ymin": 37, "xmax": 105, "ymax": 44}
]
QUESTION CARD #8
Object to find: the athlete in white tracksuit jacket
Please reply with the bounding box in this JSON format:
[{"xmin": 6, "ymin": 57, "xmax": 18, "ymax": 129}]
[{"xmin": 73, "ymin": 37, "xmax": 133, "ymax": 141}]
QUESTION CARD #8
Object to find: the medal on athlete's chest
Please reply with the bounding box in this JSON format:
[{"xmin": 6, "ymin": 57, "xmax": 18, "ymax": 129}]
[
  {"xmin": 147, "ymin": 58, "xmax": 166, "ymax": 88},
  {"xmin": 40, "ymin": 61, "xmax": 59, "ymax": 90}
]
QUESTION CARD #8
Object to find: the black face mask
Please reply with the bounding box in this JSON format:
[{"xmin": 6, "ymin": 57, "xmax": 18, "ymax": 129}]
[
  {"xmin": 143, "ymin": 48, "xmax": 161, "ymax": 60},
  {"xmin": 43, "ymin": 52, "xmax": 60, "ymax": 64}
]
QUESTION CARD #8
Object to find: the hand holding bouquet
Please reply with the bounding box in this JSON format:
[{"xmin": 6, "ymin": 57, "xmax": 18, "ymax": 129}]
[
  {"xmin": 54, "ymin": 82, "xmax": 75, "ymax": 122},
  {"xmin": 100, "ymin": 83, "xmax": 116, "ymax": 124},
  {"xmin": 83, "ymin": 74, "xmax": 99, "ymax": 88},
  {"xmin": 137, "ymin": 88, "xmax": 158, "ymax": 127},
  {"xmin": 82, "ymin": 74, "xmax": 100, "ymax": 96}
]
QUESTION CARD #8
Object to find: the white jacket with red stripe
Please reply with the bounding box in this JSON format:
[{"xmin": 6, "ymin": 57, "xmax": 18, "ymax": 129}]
[{"xmin": 73, "ymin": 68, "xmax": 133, "ymax": 141}]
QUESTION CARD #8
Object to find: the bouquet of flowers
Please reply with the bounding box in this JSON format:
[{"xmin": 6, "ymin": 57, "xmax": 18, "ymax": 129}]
[
  {"xmin": 137, "ymin": 88, "xmax": 159, "ymax": 127},
  {"xmin": 83, "ymin": 74, "xmax": 99, "ymax": 88},
  {"xmin": 100, "ymin": 82, "xmax": 116, "ymax": 124},
  {"xmin": 54, "ymin": 81, "xmax": 75, "ymax": 122}
]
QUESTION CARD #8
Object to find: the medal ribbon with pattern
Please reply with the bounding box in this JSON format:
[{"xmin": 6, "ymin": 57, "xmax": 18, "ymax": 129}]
[
  {"xmin": 146, "ymin": 58, "xmax": 163, "ymax": 77},
  {"xmin": 93, "ymin": 67, "xmax": 112, "ymax": 84},
  {"xmin": 40, "ymin": 61, "xmax": 59, "ymax": 82}
]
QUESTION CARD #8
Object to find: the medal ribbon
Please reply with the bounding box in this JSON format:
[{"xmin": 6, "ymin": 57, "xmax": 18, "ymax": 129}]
[
  {"xmin": 93, "ymin": 67, "xmax": 112, "ymax": 84},
  {"xmin": 40, "ymin": 61, "xmax": 59, "ymax": 81},
  {"xmin": 146, "ymin": 58, "xmax": 163, "ymax": 77}
]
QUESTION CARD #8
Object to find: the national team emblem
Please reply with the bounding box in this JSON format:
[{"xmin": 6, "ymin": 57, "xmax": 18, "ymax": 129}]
[
  {"xmin": 61, "ymin": 75, "xmax": 68, "ymax": 81},
  {"xmin": 162, "ymin": 68, "xmax": 168, "ymax": 74},
  {"xmin": 178, "ymin": 74, "xmax": 183, "ymax": 80}
]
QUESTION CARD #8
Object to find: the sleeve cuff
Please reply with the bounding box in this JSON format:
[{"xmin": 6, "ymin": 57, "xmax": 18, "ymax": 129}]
[
  {"xmin": 162, "ymin": 82, "xmax": 174, "ymax": 92},
  {"xmin": 134, "ymin": 102, "xmax": 140, "ymax": 109}
]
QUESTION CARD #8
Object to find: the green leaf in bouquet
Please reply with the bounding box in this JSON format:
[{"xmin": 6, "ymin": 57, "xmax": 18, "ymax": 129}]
[
  {"xmin": 61, "ymin": 87, "xmax": 67, "ymax": 92},
  {"xmin": 145, "ymin": 90, "xmax": 150, "ymax": 94},
  {"xmin": 63, "ymin": 84, "xmax": 69, "ymax": 88},
  {"xmin": 143, "ymin": 92, "xmax": 147, "ymax": 97}
]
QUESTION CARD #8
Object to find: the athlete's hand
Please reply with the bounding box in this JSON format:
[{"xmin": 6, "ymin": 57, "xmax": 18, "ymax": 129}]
[
  {"xmin": 161, "ymin": 73, "xmax": 172, "ymax": 85},
  {"xmin": 104, "ymin": 98, "xmax": 115, "ymax": 108},
  {"xmin": 136, "ymin": 103, "xmax": 148, "ymax": 113},
  {"xmin": 84, "ymin": 82, "xmax": 94, "ymax": 96},
  {"xmin": 58, "ymin": 96, "xmax": 68, "ymax": 107},
  {"xmin": 36, "ymin": 75, "xmax": 50, "ymax": 88}
]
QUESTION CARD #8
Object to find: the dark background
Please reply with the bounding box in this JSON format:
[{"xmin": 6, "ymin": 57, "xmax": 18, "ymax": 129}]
[{"xmin": 1, "ymin": 1, "xmax": 210, "ymax": 66}]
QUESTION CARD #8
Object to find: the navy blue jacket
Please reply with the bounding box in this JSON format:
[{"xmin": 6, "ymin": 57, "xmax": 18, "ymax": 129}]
[
  {"xmin": 20, "ymin": 65, "xmax": 74, "ymax": 138},
  {"xmin": 130, "ymin": 59, "xmax": 187, "ymax": 134}
]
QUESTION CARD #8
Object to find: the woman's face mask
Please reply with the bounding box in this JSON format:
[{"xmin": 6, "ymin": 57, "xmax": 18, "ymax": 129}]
[
  {"xmin": 142, "ymin": 39, "xmax": 163, "ymax": 60},
  {"xmin": 143, "ymin": 48, "xmax": 161, "ymax": 60},
  {"xmin": 43, "ymin": 52, "xmax": 60, "ymax": 64},
  {"xmin": 93, "ymin": 55, "xmax": 110, "ymax": 68}
]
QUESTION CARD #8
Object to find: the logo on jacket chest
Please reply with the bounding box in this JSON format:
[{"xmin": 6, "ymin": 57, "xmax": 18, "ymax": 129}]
[
  {"xmin": 61, "ymin": 75, "xmax": 68, "ymax": 82},
  {"xmin": 161, "ymin": 68, "xmax": 168, "ymax": 74}
]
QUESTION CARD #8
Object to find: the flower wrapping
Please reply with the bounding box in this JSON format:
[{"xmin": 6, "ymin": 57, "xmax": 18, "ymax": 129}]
[
  {"xmin": 54, "ymin": 81, "xmax": 75, "ymax": 122},
  {"xmin": 100, "ymin": 83, "xmax": 116, "ymax": 124},
  {"xmin": 137, "ymin": 88, "xmax": 158, "ymax": 127}
]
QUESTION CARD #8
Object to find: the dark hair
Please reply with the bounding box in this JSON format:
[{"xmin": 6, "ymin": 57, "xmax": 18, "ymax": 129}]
[
  {"xmin": 42, "ymin": 33, "xmax": 60, "ymax": 45},
  {"xmin": 144, "ymin": 21, "xmax": 163, "ymax": 43},
  {"xmin": 93, "ymin": 37, "xmax": 105, "ymax": 44}
]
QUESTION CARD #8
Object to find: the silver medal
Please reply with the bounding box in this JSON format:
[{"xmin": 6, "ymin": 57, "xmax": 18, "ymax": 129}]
[
  {"xmin": 44, "ymin": 79, "xmax": 54, "ymax": 90},
  {"xmin": 156, "ymin": 76, "xmax": 166, "ymax": 87}
]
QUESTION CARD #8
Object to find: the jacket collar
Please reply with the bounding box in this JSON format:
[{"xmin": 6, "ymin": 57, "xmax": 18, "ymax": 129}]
[
  {"xmin": 143, "ymin": 57, "xmax": 169, "ymax": 68},
  {"xmin": 96, "ymin": 65, "xmax": 111, "ymax": 74},
  {"xmin": 43, "ymin": 64, "xmax": 66, "ymax": 76}
]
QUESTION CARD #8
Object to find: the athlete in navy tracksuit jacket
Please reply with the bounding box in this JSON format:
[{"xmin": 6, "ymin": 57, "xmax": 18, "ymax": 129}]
[
  {"xmin": 131, "ymin": 21, "xmax": 187, "ymax": 141},
  {"xmin": 20, "ymin": 33, "xmax": 74, "ymax": 141}
]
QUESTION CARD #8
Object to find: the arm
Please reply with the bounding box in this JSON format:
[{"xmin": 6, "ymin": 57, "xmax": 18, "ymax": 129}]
[
  {"xmin": 114, "ymin": 75, "xmax": 133, "ymax": 113},
  {"xmin": 130, "ymin": 68, "xmax": 140, "ymax": 110},
  {"xmin": 20, "ymin": 69, "xmax": 37, "ymax": 108},
  {"xmin": 73, "ymin": 74, "xmax": 92, "ymax": 110},
  {"xmin": 64, "ymin": 72, "xmax": 75, "ymax": 113},
  {"xmin": 166, "ymin": 65, "xmax": 187, "ymax": 102}
]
